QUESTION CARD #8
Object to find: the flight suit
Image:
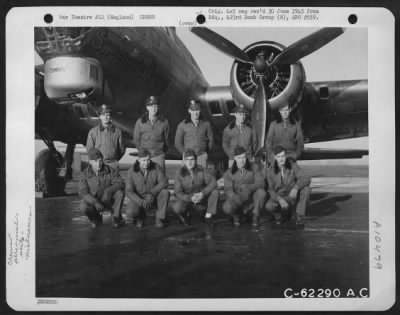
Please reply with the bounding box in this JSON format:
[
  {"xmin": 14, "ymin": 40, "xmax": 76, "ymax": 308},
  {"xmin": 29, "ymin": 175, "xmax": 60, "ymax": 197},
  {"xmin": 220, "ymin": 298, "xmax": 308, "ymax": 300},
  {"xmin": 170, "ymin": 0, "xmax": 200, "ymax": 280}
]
[
  {"xmin": 265, "ymin": 120, "xmax": 304, "ymax": 162},
  {"xmin": 265, "ymin": 160, "xmax": 311, "ymax": 220},
  {"xmin": 86, "ymin": 123, "xmax": 126, "ymax": 170},
  {"xmin": 78, "ymin": 164, "xmax": 125, "ymax": 224},
  {"xmin": 174, "ymin": 118, "xmax": 214, "ymax": 168},
  {"xmin": 133, "ymin": 114, "xmax": 169, "ymax": 171},
  {"xmin": 172, "ymin": 165, "xmax": 219, "ymax": 217},
  {"xmin": 223, "ymin": 121, "xmax": 258, "ymax": 166},
  {"xmin": 125, "ymin": 161, "xmax": 170, "ymax": 222},
  {"xmin": 222, "ymin": 162, "xmax": 266, "ymax": 220}
]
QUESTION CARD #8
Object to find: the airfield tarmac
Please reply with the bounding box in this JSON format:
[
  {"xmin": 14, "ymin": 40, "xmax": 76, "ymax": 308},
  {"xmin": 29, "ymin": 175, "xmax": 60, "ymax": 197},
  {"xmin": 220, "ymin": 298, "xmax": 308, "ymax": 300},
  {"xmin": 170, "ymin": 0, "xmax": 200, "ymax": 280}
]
[{"xmin": 36, "ymin": 162, "xmax": 369, "ymax": 298}]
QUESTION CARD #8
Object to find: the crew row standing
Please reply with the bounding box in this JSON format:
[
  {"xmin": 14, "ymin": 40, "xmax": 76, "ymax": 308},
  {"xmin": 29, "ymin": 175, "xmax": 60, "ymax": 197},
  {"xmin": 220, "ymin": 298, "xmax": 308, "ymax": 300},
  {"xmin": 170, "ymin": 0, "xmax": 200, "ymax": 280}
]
[{"xmin": 87, "ymin": 99, "xmax": 304, "ymax": 171}]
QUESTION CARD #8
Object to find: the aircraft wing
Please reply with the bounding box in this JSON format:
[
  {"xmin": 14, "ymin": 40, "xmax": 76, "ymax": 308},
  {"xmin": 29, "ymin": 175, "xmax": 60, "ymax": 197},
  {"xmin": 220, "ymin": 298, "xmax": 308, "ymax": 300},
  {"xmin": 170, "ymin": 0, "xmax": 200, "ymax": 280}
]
[
  {"xmin": 300, "ymin": 148, "xmax": 368, "ymax": 160},
  {"xmin": 300, "ymin": 79, "xmax": 368, "ymax": 144}
]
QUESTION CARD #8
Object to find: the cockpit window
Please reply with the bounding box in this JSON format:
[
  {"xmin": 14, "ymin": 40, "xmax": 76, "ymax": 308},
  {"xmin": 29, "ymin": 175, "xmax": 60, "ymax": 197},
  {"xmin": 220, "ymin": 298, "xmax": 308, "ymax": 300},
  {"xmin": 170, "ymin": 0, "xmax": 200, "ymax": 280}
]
[
  {"xmin": 209, "ymin": 101, "xmax": 222, "ymax": 115},
  {"xmin": 226, "ymin": 100, "xmax": 237, "ymax": 113}
]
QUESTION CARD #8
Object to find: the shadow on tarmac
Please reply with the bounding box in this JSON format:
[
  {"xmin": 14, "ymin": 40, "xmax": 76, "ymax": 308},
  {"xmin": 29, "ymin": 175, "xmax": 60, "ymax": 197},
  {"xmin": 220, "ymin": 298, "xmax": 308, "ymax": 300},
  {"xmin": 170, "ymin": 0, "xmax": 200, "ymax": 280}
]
[{"xmin": 307, "ymin": 194, "xmax": 352, "ymax": 217}]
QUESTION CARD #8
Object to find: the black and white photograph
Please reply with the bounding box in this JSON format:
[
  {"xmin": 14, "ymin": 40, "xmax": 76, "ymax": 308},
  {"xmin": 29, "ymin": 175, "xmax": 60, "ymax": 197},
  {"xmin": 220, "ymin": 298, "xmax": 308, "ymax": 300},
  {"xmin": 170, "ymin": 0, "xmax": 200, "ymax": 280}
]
[{"xmin": 5, "ymin": 6, "xmax": 395, "ymax": 311}]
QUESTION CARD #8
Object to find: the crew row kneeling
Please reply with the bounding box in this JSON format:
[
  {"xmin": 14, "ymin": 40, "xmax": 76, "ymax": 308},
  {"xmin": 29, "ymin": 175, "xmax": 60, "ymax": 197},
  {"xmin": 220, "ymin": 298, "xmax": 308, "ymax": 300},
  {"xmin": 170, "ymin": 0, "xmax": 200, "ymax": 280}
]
[{"xmin": 79, "ymin": 146, "xmax": 311, "ymax": 229}]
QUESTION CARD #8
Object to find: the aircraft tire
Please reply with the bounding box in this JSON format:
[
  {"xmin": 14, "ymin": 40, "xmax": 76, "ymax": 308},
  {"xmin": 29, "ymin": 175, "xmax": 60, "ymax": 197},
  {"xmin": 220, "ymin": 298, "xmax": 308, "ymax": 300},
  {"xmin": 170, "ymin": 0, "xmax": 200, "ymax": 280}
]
[{"xmin": 35, "ymin": 149, "xmax": 66, "ymax": 197}]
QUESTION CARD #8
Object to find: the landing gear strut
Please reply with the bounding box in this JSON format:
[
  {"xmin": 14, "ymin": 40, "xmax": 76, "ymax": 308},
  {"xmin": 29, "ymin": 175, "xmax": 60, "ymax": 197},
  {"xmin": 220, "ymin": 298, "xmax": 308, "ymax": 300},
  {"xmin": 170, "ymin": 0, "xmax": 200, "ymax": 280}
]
[{"xmin": 35, "ymin": 133, "xmax": 76, "ymax": 197}]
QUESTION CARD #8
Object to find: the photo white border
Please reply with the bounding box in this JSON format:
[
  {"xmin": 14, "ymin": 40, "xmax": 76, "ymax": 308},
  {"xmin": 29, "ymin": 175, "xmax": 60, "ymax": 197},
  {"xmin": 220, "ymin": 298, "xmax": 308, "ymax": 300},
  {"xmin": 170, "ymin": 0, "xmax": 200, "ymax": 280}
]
[{"xmin": 5, "ymin": 6, "xmax": 396, "ymax": 311}]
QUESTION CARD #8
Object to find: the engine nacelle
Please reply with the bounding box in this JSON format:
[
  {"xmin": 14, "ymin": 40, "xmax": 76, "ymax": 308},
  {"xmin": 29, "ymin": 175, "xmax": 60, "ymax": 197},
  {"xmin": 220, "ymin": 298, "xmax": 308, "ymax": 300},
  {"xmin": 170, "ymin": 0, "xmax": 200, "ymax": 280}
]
[
  {"xmin": 230, "ymin": 41, "xmax": 306, "ymax": 110},
  {"xmin": 44, "ymin": 57, "xmax": 104, "ymax": 104}
]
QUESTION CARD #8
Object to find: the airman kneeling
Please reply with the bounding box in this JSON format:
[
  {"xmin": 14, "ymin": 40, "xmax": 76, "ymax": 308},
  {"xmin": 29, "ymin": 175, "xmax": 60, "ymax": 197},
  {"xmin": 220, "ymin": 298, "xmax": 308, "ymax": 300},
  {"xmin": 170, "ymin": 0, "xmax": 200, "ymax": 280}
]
[
  {"xmin": 222, "ymin": 146, "xmax": 267, "ymax": 227},
  {"xmin": 79, "ymin": 148, "xmax": 125, "ymax": 228},
  {"xmin": 265, "ymin": 145, "xmax": 311, "ymax": 227},
  {"xmin": 125, "ymin": 149, "xmax": 170, "ymax": 228},
  {"xmin": 172, "ymin": 149, "xmax": 219, "ymax": 227}
]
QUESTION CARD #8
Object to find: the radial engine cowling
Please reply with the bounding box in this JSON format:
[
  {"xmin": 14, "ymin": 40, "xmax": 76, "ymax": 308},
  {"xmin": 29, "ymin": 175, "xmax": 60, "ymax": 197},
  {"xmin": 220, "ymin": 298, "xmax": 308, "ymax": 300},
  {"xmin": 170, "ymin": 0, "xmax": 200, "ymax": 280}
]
[
  {"xmin": 44, "ymin": 56, "xmax": 103, "ymax": 104},
  {"xmin": 230, "ymin": 41, "xmax": 306, "ymax": 110}
]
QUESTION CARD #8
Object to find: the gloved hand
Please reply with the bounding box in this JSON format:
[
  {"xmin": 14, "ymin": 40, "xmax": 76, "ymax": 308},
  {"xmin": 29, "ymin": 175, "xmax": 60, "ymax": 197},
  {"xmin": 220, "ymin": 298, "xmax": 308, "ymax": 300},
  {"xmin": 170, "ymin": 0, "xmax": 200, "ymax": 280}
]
[
  {"xmin": 141, "ymin": 196, "xmax": 153, "ymax": 210},
  {"xmin": 192, "ymin": 192, "xmax": 204, "ymax": 204},
  {"xmin": 147, "ymin": 193, "xmax": 155, "ymax": 205},
  {"xmin": 240, "ymin": 187, "xmax": 252, "ymax": 203},
  {"xmin": 191, "ymin": 194, "xmax": 200, "ymax": 204},
  {"xmin": 101, "ymin": 190, "xmax": 112, "ymax": 204},
  {"xmin": 278, "ymin": 198, "xmax": 289, "ymax": 210},
  {"xmin": 288, "ymin": 188, "xmax": 298, "ymax": 201},
  {"xmin": 94, "ymin": 201, "xmax": 105, "ymax": 212}
]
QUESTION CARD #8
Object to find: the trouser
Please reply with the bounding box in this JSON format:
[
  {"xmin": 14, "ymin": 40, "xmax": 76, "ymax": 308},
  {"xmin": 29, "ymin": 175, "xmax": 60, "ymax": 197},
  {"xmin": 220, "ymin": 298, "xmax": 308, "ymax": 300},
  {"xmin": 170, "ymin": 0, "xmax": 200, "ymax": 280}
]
[
  {"xmin": 222, "ymin": 188, "xmax": 267, "ymax": 218},
  {"xmin": 172, "ymin": 189, "xmax": 219, "ymax": 216},
  {"xmin": 104, "ymin": 160, "xmax": 119, "ymax": 172},
  {"xmin": 265, "ymin": 186, "xmax": 311, "ymax": 219},
  {"xmin": 80, "ymin": 189, "xmax": 125, "ymax": 222},
  {"xmin": 125, "ymin": 189, "xmax": 170, "ymax": 220},
  {"xmin": 151, "ymin": 154, "xmax": 165, "ymax": 173}
]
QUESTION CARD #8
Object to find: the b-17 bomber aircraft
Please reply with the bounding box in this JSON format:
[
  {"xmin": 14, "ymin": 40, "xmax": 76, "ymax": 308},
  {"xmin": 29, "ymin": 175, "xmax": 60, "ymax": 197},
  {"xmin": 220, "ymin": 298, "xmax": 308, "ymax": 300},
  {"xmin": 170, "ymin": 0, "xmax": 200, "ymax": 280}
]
[{"xmin": 34, "ymin": 26, "xmax": 368, "ymax": 197}]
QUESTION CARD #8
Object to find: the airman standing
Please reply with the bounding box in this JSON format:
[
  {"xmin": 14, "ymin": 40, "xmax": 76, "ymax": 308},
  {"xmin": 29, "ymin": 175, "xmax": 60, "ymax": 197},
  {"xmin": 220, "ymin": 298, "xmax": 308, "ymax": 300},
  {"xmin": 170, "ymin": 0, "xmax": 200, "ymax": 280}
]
[
  {"xmin": 133, "ymin": 96, "xmax": 169, "ymax": 171},
  {"xmin": 223, "ymin": 104, "xmax": 258, "ymax": 167},
  {"xmin": 175, "ymin": 100, "xmax": 214, "ymax": 168},
  {"xmin": 265, "ymin": 104, "xmax": 304, "ymax": 163},
  {"xmin": 86, "ymin": 104, "xmax": 125, "ymax": 171}
]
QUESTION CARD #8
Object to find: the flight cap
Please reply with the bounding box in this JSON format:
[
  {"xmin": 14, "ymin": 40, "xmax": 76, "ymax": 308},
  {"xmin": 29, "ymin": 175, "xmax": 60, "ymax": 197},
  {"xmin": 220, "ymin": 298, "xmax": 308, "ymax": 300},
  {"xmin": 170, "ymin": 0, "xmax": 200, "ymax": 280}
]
[
  {"xmin": 273, "ymin": 145, "xmax": 286, "ymax": 155},
  {"xmin": 88, "ymin": 148, "xmax": 103, "ymax": 160},
  {"xmin": 145, "ymin": 96, "xmax": 160, "ymax": 106},
  {"xmin": 233, "ymin": 146, "xmax": 246, "ymax": 157},
  {"xmin": 98, "ymin": 104, "xmax": 112, "ymax": 115},
  {"xmin": 138, "ymin": 148, "xmax": 151, "ymax": 158},
  {"xmin": 183, "ymin": 149, "xmax": 196, "ymax": 159},
  {"xmin": 188, "ymin": 100, "xmax": 201, "ymax": 111},
  {"xmin": 234, "ymin": 104, "xmax": 249, "ymax": 115}
]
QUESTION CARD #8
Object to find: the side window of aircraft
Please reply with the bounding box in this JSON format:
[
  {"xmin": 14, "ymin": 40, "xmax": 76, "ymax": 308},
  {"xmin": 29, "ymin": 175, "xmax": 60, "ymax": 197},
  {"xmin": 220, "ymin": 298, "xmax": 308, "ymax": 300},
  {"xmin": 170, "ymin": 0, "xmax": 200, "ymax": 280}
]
[
  {"xmin": 72, "ymin": 105, "xmax": 85, "ymax": 118},
  {"xmin": 87, "ymin": 105, "xmax": 98, "ymax": 117},
  {"xmin": 319, "ymin": 86, "xmax": 329, "ymax": 99},
  {"xmin": 209, "ymin": 101, "xmax": 223, "ymax": 116},
  {"xmin": 226, "ymin": 100, "xmax": 237, "ymax": 114}
]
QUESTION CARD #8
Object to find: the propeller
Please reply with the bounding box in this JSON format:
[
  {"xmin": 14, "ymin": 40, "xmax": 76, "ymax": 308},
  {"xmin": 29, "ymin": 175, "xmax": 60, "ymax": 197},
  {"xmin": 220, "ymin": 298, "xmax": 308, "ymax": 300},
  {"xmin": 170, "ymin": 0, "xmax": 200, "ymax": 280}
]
[
  {"xmin": 190, "ymin": 27, "xmax": 345, "ymax": 150},
  {"xmin": 270, "ymin": 28, "xmax": 344, "ymax": 66},
  {"xmin": 190, "ymin": 27, "xmax": 252, "ymax": 64},
  {"xmin": 251, "ymin": 76, "xmax": 267, "ymax": 151}
]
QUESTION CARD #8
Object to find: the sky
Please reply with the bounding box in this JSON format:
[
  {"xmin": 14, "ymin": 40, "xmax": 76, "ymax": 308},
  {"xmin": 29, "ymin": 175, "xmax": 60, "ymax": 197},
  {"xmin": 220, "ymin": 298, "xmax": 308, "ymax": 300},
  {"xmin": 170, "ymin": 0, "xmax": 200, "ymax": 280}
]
[{"xmin": 35, "ymin": 26, "xmax": 368, "ymax": 161}]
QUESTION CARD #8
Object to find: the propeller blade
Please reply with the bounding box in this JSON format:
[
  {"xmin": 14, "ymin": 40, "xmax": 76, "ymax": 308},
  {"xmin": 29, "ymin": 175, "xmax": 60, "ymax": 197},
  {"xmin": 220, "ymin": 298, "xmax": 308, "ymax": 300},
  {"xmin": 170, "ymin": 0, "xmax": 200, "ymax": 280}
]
[
  {"xmin": 251, "ymin": 77, "xmax": 267, "ymax": 150},
  {"xmin": 190, "ymin": 27, "xmax": 252, "ymax": 64},
  {"xmin": 270, "ymin": 28, "xmax": 345, "ymax": 66}
]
